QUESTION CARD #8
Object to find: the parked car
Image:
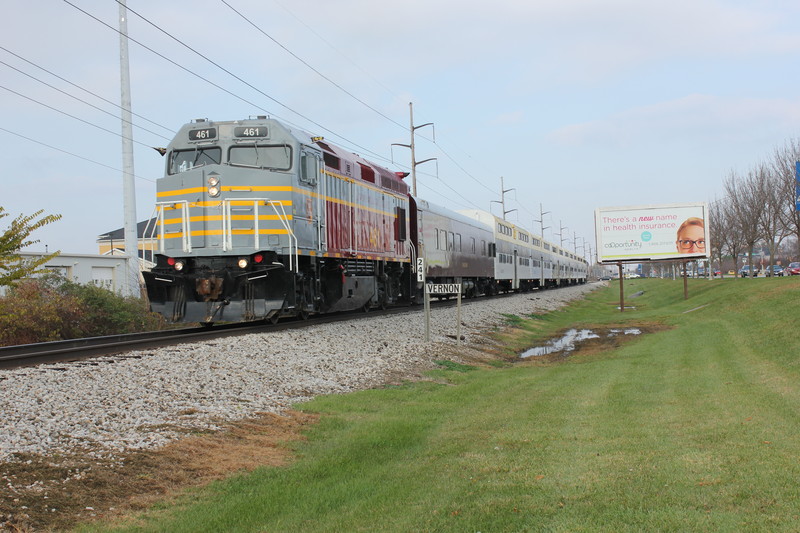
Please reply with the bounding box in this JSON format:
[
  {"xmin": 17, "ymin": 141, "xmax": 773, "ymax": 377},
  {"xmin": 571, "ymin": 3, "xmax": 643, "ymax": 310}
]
[
  {"xmin": 739, "ymin": 265, "xmax": 760, "ymax": 278},
  {"xmin": 766, "ymin": 265, "xmax": 784, "ymax": 277},
  {"xmin": 785, "ymin": 262, "xmax": 800, "ymax": 276}
]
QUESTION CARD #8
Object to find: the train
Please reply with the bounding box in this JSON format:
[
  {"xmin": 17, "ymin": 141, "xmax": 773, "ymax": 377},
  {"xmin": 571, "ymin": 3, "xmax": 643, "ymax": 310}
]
[{"xmin": 142, "ymin": 117, "xmax": 588, "ymax": 324}]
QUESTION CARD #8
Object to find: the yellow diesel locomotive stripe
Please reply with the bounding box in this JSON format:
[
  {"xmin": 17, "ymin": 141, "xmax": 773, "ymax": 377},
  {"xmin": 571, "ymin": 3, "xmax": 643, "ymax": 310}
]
[
  {"xmin": 160, "ymin": 214, "xmax": 293, "ymax": 225},
  {"xmin": 157, "ymin": 180, "xmax": 404, "ymax": 218},
  {"xmin": 157, "ymin": 185, "xmax": 293, "ymax": 198},
  {"xmin": 159, "ymin": 200, "xmax": 292, "ymax": 210},
  {"xmin": 162, "ymin": 228, "xmax": 290, "ymax": 239}
]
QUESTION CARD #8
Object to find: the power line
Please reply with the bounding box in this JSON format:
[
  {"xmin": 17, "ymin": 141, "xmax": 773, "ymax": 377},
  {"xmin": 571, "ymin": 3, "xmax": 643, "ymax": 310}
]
[
  {"xmin": 85, "ymin": 0, "xmax": 390, "ymax": 165},
  {"xmin": 271, "ymin": 0, "xmax": 402, "ymax": 100},
  {"xmin": 220, "ymin": 0, "xmax": 408, "ymax": 132},
  {"xmin": 0, "ymin": 45, "xmax": 174, "ymax": 135},
  {"xmin": 0, "ymin": 58, "xmax": 171, "ymax": 141},
  {"xmin": 0, "ymin": 126, "xmax": 156, "ymax": 183},
  {"xmin": 60, "ymin": 1, "xmax": 514, "ymax": 220},
  {"xmin": 234, "ymin": 2, "xmax": 498, "ymax": 201},
  {"xmin": 433, "ymin": 141, "xmax": 497, "ymax": 196},
  {"xmin": 0, "ymin": 83, "xmax": 159, "ymax": 151}
]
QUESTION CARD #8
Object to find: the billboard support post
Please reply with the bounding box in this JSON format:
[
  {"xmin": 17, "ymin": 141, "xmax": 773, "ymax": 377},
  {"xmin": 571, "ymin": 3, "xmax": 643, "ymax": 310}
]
[
  {"xmin": 683, "ymin": 260, "xmax": 689, "ymax": 300},
  {"xmin": 618, "ymin": 262, "xmax": 624, "ymax": 312}
]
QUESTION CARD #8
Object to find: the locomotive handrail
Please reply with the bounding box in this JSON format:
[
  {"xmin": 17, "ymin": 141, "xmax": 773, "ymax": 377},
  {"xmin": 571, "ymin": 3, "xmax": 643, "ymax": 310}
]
[
  {"xmin": 222, "ymin": 198, "xmax": 298, "ymax": 272},
  {"xmin": 152, "ymin": 200, "xmax": 192, "ymax": 254},
  {"xmin": 141, "ymin": 215, "xmax": 159, "ymax": 265},
  {"xmin": 318, "ymin": 166, "xmax": 327, "ymax": 253}
]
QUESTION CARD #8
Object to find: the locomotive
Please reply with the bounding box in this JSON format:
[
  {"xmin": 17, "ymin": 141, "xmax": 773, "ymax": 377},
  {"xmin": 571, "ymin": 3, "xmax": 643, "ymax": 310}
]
[{"xmin": 142, "ymin": 117, "xmax": 587, "ymax": 324}]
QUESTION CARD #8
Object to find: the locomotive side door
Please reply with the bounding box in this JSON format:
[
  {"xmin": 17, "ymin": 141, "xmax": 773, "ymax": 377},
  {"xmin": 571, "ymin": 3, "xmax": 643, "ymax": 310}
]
[{"xmin": 300, "ymin": 147, "xmax": 324, "ymax": 253}]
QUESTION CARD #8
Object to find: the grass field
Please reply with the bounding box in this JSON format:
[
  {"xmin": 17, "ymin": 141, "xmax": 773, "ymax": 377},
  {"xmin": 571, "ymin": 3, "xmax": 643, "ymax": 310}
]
[{"xmin": 85, "ymin": 278, "xmax": 800, "ymax": 532}]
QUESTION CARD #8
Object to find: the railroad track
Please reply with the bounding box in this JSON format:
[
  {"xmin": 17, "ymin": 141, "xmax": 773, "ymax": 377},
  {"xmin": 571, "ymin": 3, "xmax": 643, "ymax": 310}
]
[
  {"xmin": 0, "ymin": 288, "xmax": 540, "ymax": 370},
  {"xmin": 0, "ymin": 300, "xmax": 437, "ymax": 369}
]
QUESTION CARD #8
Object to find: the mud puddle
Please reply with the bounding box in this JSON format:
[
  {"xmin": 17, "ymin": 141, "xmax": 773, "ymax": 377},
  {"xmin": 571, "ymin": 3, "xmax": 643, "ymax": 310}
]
[{"xmin": 521, "ymin": 327, "xmax": 642, "ymax": 358}]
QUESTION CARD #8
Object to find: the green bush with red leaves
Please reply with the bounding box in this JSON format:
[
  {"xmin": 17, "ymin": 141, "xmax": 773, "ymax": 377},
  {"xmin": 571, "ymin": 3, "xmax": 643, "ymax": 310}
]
[{"xmin": 0, "ymin": 275, "xmax": 164, "ymax": 346}]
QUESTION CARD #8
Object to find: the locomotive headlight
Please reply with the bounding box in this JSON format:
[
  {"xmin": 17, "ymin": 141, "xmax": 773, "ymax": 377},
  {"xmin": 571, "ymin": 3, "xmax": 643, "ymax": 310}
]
[
  {"xmin": 207, "ymin": 174, "xmax": 221, "ymax": 197},
  {"xmin": 237, "ymin": 258, "xmax": 249, "ymax": 269},
  {"xmin": 174, "ymin": 260, "xmax": 185, "ymax": 271}
]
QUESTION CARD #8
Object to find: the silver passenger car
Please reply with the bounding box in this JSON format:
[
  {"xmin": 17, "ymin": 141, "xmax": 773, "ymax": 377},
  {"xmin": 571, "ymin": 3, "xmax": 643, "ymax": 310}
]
[{"xmin": 411, "ymin": 197, "xmax": 495, "ymax": 297}]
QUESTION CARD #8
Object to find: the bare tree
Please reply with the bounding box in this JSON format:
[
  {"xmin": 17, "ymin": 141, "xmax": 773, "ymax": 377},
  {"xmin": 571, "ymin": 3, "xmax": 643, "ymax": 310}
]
[
  {"xmin": 770, "ymin": 138, "xmax": 800, "ymax": 258},
  {"xmin": 708, "ymin": 198, "xmax": 726, "ymax": 277},
  {"xmin": 755, "ymin": 161, "xmax": 790, "ymax": 273},
  {"xmin": 724, "ymin": 170, "xmax": 763, "ymax": 277},
  {"xmin": 717, "ymin": 194, "xmax": 744, "ymax": 277}
]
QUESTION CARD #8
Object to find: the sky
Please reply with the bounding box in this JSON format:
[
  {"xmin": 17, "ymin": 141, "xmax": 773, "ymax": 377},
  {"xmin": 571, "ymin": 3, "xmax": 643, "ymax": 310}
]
[{"xmin": 3, "ymin": 0, "xmax": 800, "ymax": 258}]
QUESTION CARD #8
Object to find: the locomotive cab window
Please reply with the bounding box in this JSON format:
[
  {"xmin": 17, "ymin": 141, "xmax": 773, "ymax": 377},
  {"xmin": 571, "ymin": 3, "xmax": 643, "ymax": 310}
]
[
  {"xmin": 169, "ymin": 147, "xmax": 221, "ymax": 174},
  {"xmin": 300, "ymin": 152, "xmax": 319, "ymax": 185},
  {"xmin": 229, "ymin": 144, "xmax": 292, "ymax": 171}
]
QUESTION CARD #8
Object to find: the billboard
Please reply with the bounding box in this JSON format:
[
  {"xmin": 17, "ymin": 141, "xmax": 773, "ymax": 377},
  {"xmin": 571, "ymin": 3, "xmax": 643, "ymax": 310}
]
[{"xmin": 595, "ymin": 203, "xmax": 709, "ymax": 263}]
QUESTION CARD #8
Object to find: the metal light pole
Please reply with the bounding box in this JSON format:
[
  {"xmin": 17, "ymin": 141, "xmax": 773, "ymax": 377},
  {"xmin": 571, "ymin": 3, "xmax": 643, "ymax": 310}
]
[
  {"xmin": 391, "ymin": 102, "xmax": 436, "ymax": 196},
  {"xmin": 557, "ymin": 220, "xmax": 568, "ymax": 248},
  {"xmin": 535, "ymin": 203, "xmax": 550, "ymax": 239},
  {"xmin": 119, "ymin": 0, "xmax": 139, "ymax": 297},
  {"xmin": 490, "ymin": 176, "xmax": 516, "ymax": 220}
]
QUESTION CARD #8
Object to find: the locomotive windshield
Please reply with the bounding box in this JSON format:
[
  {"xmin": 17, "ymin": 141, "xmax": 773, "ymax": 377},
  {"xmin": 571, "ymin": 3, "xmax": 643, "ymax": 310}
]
[
  {"xmin": 168, "ymin": 147, "xmax": 221, "ymax": 174},
  {"xmin": 228, "ymin": 144, "xmax": 292, "ymax": 171}
]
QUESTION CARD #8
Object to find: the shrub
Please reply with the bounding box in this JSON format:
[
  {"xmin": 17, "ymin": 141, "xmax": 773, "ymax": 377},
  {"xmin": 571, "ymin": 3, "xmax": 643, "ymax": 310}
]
[
  {"xmin": 0, "ymin": 275, "xmax": 164, "ymax": 346},
  {"xmin": 56, "ymin": 278, "xmax": 163, "ymax": 337}
]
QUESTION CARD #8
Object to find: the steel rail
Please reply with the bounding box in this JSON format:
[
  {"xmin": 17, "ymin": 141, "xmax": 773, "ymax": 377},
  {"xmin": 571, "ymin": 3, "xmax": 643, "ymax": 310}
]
[{"xmin": 0, "ymin": 287, "xmax": 540, "ymax": 370}]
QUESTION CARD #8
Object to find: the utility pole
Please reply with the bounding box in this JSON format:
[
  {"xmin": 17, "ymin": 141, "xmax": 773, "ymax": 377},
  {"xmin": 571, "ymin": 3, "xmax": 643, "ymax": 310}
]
[
  {"xmin": 556, "ymin": 220, "xmax": 568, "ymax": 248},
  {"xmin": 490, "ymin": 176, "xmax": 517, "ymax": 220},
  {"xmin": 391, "ymin": 102, "xmax": 436, "ymax": 196},
  {"xmin": 119, "ymin": 0, "xmax": 139, "ymax": 297},
  {"xmin": 535, "ymin": 203, "xmax": 550, "ymax": 238}
]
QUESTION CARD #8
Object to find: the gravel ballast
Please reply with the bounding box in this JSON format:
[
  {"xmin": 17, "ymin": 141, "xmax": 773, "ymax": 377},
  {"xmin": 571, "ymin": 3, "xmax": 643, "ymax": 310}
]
[{"xmin": 0, "ymin": 284, "xmax": 599, "ymax": 462}]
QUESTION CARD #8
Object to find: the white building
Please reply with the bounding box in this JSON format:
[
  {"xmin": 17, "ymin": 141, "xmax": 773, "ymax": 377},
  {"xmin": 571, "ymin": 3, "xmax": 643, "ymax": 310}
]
[{"xmin": 1, "ymin": 252, "xmax": 132, "ymax": 295}]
